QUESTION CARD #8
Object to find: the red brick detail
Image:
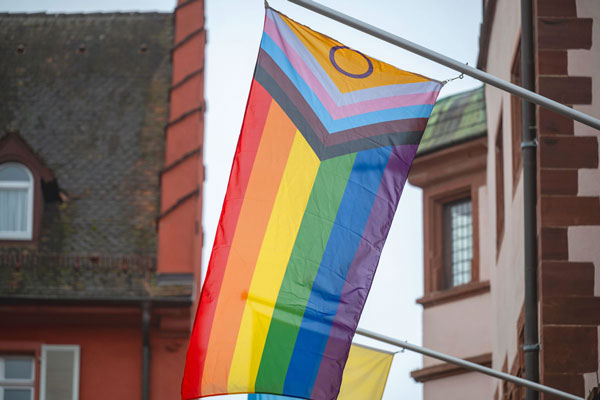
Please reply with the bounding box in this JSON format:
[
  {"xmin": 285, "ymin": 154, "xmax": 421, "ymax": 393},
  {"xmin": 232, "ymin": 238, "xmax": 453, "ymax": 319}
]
[
  {"xmin": 538, "ymin": 76, "xmax": 592, "ymax": 105},
  {"xmin": 538, "ymin": 50, "xmax": 568, "ymax": 75},
  {"xmin": 174, "ymin": 0, "xmax": 205, "ymax": 43},
  {"xmin": 169, "ymin": 74, "xmax": 205, "ymax": 122},
  {"xmin": 539, "ymin": 136, "xmax": 598, "ymax": 169},
  {"xmin": 542, "ymin": 374, "xmax": 584, "ymax": 398},
  {"xmin": 159, "ymin": 0, "xmax": 205, "ymax": 275},
  {"xmin": 540, "ymin": 227, "xmax": 569, "ymax": 260},
  {"xmin": 171, "ymin": 33, "xmax": 206, "ymax": 85},
  {"xmin": 542, "ymin": 326, "xmax": 598, "ymax": 373},
  {"xmin": 540, "ymin": 169, "xmax": 578, "ymax": 195},
  {"xmin": 537, "ymin": 18, "xmax": 593, "ymax": 50},
  {"xmin": 541, "ymin": 262, "xmax": 594, "ymax": 297},
  {"xmin": 536, "ymin": 0, "xmax": 577, "ymax": 17},
  {"xmin": 160, "ymin": 159, "xmax": 199, "ymax": 213},
  {"xmin": 542, "ymin": 296, "xmax": 600, "ymax": 325},
  {"xmin": 165, "ymin": 113, "xmax": 204, "ymax": 165},
  {"xmin": 540, "ymin": 228, "xmax": 569, "ymax": 260},
  {"xmin": 541, "ymin": 196, "xmax": 600, "ymax": 226},
  {"xmin": 158, "ymin": 199, "xmax": 197, "ymax": 273},
  {"xmin": 538, "ymin": 108, "xmax": 574, "ymax": 136}
]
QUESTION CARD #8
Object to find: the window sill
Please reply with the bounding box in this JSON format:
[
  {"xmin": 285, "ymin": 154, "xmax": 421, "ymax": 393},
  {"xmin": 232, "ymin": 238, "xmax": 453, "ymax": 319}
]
[
  {"xmin": 416, "ymin": 280, "xmax": 490, "ymax": 308},
  {"xmin": 411, "ymin": 352, "xmax": 492, "ymax": 382}
]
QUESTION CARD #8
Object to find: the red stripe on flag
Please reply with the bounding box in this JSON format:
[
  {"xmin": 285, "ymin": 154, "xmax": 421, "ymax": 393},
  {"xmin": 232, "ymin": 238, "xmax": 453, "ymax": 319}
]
[{"xmin": 181, "ymin": 80, "xmax": 272, "ymax": 399}]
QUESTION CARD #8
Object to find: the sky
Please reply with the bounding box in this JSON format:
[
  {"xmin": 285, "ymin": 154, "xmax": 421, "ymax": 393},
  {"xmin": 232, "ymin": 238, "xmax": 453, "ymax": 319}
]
[{"xmin": 1, "ymin": 0, "xmax": 482, "ymax": 398}]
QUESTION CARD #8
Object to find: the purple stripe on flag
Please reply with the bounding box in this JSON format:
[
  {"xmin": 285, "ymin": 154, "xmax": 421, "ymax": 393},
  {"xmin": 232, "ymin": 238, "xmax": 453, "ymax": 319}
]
[{"xmin": 310, "ymin": 144, "xmax": 418, "ymax": 400}]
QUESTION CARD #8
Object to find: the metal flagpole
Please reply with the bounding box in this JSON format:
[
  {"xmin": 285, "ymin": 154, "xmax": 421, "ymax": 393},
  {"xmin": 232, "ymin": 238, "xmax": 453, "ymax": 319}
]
[
  {"xmin": 355, "ymin": 328, "xmax": 584, "ymax": 400},
  {"xmin": 286, "ymin": 0, "xmax": 600, "ymax": 131}
]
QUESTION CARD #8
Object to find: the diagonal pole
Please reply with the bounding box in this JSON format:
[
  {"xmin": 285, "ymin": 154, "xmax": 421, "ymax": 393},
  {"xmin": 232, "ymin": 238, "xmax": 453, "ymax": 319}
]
[
  {"xmin": 355, "ymin": 328, "xmax": 584, "ymax": 400},
  {"xmin": 286, "ymin": 0, "xmax": 600, "ymax": 131}
]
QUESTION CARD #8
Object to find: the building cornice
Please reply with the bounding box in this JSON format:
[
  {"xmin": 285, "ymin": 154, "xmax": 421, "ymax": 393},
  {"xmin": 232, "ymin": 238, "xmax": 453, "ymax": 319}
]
[
  {"xmin": 409, "ymin": 137, "xmax": 487, "ymax": 189},
  {"xmin": 411, "ymin": 352, "xmax": 492, "ymax": 382},
  {"xmin": 417, "ymin": 280, "xmax": 490, "ymax": 308}
]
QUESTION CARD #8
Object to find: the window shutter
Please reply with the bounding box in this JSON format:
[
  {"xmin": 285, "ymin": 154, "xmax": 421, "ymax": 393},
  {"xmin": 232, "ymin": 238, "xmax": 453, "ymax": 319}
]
[{"xmin": 40, "ymin": 346, "xmax": 80, "ymax": 400}]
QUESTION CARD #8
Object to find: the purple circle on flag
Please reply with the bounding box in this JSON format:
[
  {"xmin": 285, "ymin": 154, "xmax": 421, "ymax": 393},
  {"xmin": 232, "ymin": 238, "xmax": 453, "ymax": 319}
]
[{"xmin": 329, "ymin": 46, "xmax": 373, "ymax": 79}]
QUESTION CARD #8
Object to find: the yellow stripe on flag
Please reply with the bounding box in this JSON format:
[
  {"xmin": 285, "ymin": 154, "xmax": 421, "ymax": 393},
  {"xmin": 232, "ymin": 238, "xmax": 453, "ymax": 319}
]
[{"xmin": 228, "ymin": 131, "xmax": 320, "ymax": 393}]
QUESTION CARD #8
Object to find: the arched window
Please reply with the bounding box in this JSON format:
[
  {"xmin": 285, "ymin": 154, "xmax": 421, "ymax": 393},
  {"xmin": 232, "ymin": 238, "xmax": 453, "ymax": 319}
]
[{"xmin": 0, "ymin": 162, "xmax": 34, "ymax": 240}]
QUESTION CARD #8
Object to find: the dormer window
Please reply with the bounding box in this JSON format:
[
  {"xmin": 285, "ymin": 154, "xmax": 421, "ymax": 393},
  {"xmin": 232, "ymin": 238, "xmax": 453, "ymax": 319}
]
[{"xmin": 0, "ymin": 162, "xmax": 34, "ymax": 240}]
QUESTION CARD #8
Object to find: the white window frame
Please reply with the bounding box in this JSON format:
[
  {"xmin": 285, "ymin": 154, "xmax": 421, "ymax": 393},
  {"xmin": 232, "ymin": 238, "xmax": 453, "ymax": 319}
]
[
  {"xmin": 0, "ymin": 162, "xmax": 34, "ymax": 240},
  {"xmin": 40, "ymin": 345, "xmax": 80, "ymax": 400},
  {"xmin": 0, "ymin": 355, "xmax": 35, "ymax": 400}
]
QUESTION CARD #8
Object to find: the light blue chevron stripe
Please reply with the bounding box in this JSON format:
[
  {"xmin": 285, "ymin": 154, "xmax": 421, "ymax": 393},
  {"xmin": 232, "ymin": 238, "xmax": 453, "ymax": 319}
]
[{"xmin": 260, "ymin": 33, "xmax": 434, "ymax": 133}]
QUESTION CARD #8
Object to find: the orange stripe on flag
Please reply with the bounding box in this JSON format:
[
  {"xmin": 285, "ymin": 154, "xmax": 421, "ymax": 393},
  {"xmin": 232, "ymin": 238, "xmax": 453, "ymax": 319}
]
[{"xmin": 200, "ymin": 99, "xmax": 298, "ymax": 395}]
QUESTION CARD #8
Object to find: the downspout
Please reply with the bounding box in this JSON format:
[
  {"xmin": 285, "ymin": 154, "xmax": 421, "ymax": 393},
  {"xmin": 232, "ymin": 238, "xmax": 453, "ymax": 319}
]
[
  {"xmin": 520, "ymin": 0, "xmax": 539, "ymax": 399},
  {"xmin": 142, "ymin": 301, "xmax": 151, "ymax": 400}
]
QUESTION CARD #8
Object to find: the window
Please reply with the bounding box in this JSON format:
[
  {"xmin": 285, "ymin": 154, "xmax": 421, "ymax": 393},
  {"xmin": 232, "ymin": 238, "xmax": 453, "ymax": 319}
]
[
  {"xmin": 443, "ymin": 198, "xmax": 473, "ymax": 288},
  {"xmin": 496, "ymin": 118, "xmax": 505, "ymax": 254},
  {"xmin": 0, "ymin": 356, "xmax": 35, "ymax": 400},
  {"xmin": 40, "ymin": 345, "xmax": 79, "ymax": 400},
  {"xmin": 410, "ymin": 135, "xmax": 487, "ymax": 306},
  {"xmin": 0, "ymin": 163, "xmax": 34, "ymax": 240}
]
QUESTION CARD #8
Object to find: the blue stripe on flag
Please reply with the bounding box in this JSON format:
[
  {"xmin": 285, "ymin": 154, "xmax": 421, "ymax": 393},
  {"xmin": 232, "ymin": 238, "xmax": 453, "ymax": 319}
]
[{"xmin": 282, "ymin": 146, "xmax": 392, "ymax": 398}]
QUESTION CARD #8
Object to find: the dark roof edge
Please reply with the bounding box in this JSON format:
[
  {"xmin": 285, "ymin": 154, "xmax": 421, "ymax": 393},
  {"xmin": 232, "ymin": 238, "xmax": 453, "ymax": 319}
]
[
  {"xmin": 416, "ymin": 131, "xmax": 487, "ymax": 158},
  {"xmin": 0, "ymin": 295, "xmax": 192, "ymax": 307},
  {"xmin": 0, "ymin": 11, "xmax": 171, "ymax": 18}
]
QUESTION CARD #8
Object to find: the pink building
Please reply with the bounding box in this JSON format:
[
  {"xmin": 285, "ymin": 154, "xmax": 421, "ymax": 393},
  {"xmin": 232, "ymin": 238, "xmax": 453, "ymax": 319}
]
[{"xmin": 409, "ymin": 0, "xmax": 599, "ymax": 399}]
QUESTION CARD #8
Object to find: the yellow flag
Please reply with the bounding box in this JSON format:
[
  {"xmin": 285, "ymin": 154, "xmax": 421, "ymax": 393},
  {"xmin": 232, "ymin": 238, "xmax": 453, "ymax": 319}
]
[{"xmin": 337, "ymin": 344, "xmax": 394, "ymax": 400}]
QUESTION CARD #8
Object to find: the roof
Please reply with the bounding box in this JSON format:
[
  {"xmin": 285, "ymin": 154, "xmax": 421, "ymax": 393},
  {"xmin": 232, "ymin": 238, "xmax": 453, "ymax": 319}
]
[
  {"xmin": 417, "ymin": 86, "xmax": 487, "ymax": 156},
  {"xmin": 0, "ymin": 13, "xmax": 182, "ymax": 301},
  {"xmin": 0, "ymin": 12, "xmax": 172, "ymax": 255},
  {"xmin": 0, "ymin": 253, "xmax": 192, "ymax": 302}
]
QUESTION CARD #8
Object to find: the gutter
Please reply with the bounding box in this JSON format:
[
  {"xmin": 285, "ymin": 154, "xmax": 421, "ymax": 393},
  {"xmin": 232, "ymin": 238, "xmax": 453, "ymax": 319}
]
[
  {"xmin": 142, "ymin": 301, "xmax": 151, "ymax": 400},
  {"xmin": 520, "ymin": 1, "xmax": 540, "ymax": 399}
]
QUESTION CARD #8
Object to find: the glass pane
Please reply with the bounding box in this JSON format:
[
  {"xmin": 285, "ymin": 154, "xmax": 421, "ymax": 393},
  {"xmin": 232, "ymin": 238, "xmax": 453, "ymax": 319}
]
[
  {"xmin": 0, "ymin": 189, "xmax": 28, "ymax": 232},
  {"xmin": 446, "ymin": 199, "xmax": 473, "ymax": 287},
  {"xmin": 5, "ymin": 358, "xmax": 33, "ymax": 379},
  {"xmin": 44, "ymin": 349, "xmax": 75, "ymax": 400},
  {"xmin": 0, "ymin": 164, "xmax": 30, "ymax": 182},
  {"xmin": 5, "ymin": 388, "xmax": 32, "ymax": 400}
]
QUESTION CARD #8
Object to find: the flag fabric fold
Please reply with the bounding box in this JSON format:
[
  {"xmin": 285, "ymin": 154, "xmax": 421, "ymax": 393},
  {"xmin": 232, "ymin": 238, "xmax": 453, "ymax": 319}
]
[{"xmin": 182, "ymin": 7, "xmax": 442, "ymax": 400}]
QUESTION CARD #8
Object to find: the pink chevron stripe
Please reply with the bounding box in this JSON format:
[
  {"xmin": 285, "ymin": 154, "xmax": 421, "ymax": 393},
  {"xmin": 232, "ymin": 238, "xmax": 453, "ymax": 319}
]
[{"xmin": 264, "ymin": 15, "xmax": 440, "ymax": 120}]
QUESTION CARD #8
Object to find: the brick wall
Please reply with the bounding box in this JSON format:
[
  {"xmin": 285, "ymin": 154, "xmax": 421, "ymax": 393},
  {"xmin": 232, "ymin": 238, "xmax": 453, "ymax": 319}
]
[
  {"xmin": 535, "ymin": 0, "xmax": 599, "ymax": 397},
  {"xmin": 158, "ymin": 0, "xmax": 205, "ymax": 286}
]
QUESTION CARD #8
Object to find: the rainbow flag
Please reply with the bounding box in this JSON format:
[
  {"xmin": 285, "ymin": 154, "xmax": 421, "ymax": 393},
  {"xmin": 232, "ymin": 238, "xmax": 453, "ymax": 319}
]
[
  {"xmin": 182, "ymin": 7, "xmax": 442, "ymax": 400},
  {"xmin": 248, "ymin": 343, "xmax": 394, "ymax": 400}
]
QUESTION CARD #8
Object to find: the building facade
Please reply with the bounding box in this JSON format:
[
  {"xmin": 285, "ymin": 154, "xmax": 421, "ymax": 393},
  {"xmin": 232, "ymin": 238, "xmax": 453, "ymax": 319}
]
[
  {"xmin": 409, "ymin": 0, "xmax": 599, "ymax": 399},
  {"xmin": 0, "ymin": 1, "xmax": 205, "ymax": 399}
]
